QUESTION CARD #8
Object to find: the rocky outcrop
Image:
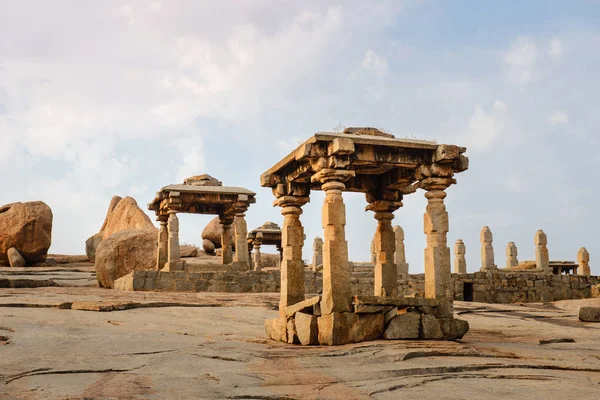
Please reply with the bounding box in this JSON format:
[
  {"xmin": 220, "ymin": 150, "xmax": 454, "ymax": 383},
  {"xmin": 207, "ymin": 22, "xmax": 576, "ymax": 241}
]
[
  {"xmin": 0, "ymin": 201, "xmax": 53, "ymax": 265},
  {"xmin": 180, "ymin": 245, "xmax": 198, "ymax": 258},
  {"xmin": 95, "ymin": 228, "xmax": 157, "ymax": 288},
  {"xmin": 202, "ymin": 239, "xmax": 215, "ymax": 254},
  {"xmin": 86, "ymin": 196, "xmax": 154, "ymax": 262},
  {"xmin": 201, "ymin": 216, "xmax": 234, "ymax": 249}
]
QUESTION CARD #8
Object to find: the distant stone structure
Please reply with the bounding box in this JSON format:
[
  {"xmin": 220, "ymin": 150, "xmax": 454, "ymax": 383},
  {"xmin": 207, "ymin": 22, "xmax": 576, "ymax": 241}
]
[
  {"xmin": 148, "ymin": 174, "xmax": 255, "ymax": 271},
  {"xmin": 578, "ymin": 247, "xmax": 590, "ymax": 276},
  {"xmin": 260, "ymin": 127, "xmax": 469, "ymax": 345},
  {"xmin": 247, "ymin": 222, "xmax": 282, "ymax": 271},
  {"xmin": 454, "ymin": 239, "xmax": 466, "ymax": 273},
  {"xmin": 394, "ymin": 226, "xmax": 409, "ymax": 275},
  {"xmin": 506, "ymin": 242, "xmax": 518, "ymax": 268},
  {"xmin": 252, "ymin": 232, "xmax": 263, "ymax": 271},
  {"xmin": 370, "ymin": 238, "xmax": 377, "ymax": 264},
  {"xmin": 535, "ymin": 230, "xmax": 550, "ymax": 274},
  {"xmin": 311, "ymin": 237, "xmax": 323, "ymax": 271},
  {"xmin": 480, "ymin": 226, "xmax": 496, "ymax": 272}
]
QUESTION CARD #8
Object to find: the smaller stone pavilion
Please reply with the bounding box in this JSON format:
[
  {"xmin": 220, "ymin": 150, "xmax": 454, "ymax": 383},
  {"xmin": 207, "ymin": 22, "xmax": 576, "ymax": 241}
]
[
  {"xmin": 247, "ymin": 222, "xmax": 282, "ymax": 271},
  {"xmin": 261, "ymin": 127, "xmax": 470, "ymax": 345},
  {"xmin": 148, "ymin": 175, "xmax": 256, "ymax": 271}
]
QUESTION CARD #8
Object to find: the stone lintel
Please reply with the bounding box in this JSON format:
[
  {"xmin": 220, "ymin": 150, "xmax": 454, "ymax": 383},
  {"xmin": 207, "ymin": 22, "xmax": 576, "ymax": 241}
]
[
  {"xmin": 353, "ymin": 295, "xmax": 439, "ymax": 308},
  {"xmin": 284, "ymin": 295, "xmax": 321, "ymax": 317}
]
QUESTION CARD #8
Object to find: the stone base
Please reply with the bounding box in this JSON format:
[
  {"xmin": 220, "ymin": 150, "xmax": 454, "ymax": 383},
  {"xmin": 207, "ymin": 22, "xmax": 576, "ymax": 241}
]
[
  {"xmin": 162, "ymin": 260, "xmax": 186, "ymax": 272},
  {"xmin": 265, "ymin": 295, "xmax": 469, "ymax": 346}
]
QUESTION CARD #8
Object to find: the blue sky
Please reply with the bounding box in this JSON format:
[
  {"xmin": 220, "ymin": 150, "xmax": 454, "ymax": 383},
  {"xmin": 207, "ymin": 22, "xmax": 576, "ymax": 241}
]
[{"xmin": 1, "ymin": 0, "xmax": 599, "ymax": 272}]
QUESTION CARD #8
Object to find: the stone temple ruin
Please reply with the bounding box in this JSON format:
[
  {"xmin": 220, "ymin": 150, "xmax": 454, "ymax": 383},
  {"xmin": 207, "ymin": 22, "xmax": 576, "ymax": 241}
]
[
  {"xmin": 260, "ymin": 127, "xmax": 470, "ymax": 345},
  {"xmin": 107, "ymin": 128, "xmax": 597, "ymax": 344},
  {"xmin": 247, "ymin": 221, "xmax": 282, "ymax": 271},
  {"xmin": 148, "ymin": 174, "xmax": 255, "ymax": 271}
]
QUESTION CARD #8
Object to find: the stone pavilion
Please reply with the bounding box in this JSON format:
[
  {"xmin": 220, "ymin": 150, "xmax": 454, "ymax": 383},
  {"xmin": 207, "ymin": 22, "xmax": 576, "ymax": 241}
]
[
  {"xmin": 148, "ymin": 175, "xmax": 256, "ymax": 271},
  {"xmin": 260, "ymin": 127, "xmax": 470, "ymax": 345}
]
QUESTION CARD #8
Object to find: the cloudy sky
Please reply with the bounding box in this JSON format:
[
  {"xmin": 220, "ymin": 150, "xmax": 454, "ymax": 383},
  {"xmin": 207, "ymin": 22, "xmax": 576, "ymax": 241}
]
[{"xmin": 1, "ymin": 0, "xmax": 599, "ymax": 272}]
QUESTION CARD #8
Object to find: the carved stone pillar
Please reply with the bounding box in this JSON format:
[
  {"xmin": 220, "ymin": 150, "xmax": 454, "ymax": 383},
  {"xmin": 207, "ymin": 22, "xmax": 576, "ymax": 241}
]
[
  {"xmin": 311, "ymin": 168, "xmax": 355, "ymax": 315},
  {"xmin": 454, "ymin": 239, "xmax": 466, "ymax": 273},
  {"xmin": 367, "ymin": 200, "xmax": 401, "ymax": 297},
  {"xmin": 233, "ymin": 206, "xmax": 250, "ymax": 269},
  {"xmin": 253, "ymin": 232, "xmax": 263, "ymax": 272},
  {"xmin": 220, "ymin": 217, "xmax": 234, "ymax": 264},
  {"xmin": 312, "ymin": 236, "xmax": 323, "ymax": 271},
  {"xmin": 166, "ymin": 210, "xmax": 181, "ymax": 270},
  {"xmin": 506, "ymin": 242, "xmax": 518, "ymax": 268},
  {"xmin": 480, "ymin": 226, "xmax": 497, "ymax": 272},
  {"xmin": 535, "ymin": 230, "xmax": 550, "ymax": 274},
  {"xmin": 394, "ymin": 225, "xmax": 409, "ymax": 275},
  {"xmin": 578, "ymin": 247, "xmax": 590, "ymax": 276},
  {"xmin": 156, "ymin": 217, "xmax": 168, "ymax": 270},
  {"xmin": 274, "ymin": 195, "xmax": 309, "ymax": 314},
  {"xmin": 422, "ymin": 178, "xmax": 453, "ymax": 300}
]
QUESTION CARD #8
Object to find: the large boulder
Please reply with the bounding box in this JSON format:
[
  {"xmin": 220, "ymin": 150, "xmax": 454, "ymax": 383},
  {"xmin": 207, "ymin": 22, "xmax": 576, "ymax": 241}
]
[
  {"xmin": 0, "ymin": 201, "xmax": 53, "ymax": 265},
  {"xmin": 86, "ymin": 196, "xmax": 154, "ymax": 262},
  {"xmin": 95, "ymin": 228, "xmax": 157, "ymax": 288},
  {"xmin": 102, "ymin": 197, "xmax": 154, "ymax": 239},
  {"xmin": 201, "ymin": 216, "xmax": 234, "ymax": 249}
]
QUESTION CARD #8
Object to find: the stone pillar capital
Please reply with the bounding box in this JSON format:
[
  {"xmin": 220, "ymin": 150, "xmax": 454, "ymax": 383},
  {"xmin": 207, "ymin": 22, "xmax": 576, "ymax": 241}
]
[
  {"xmin": 365, "ymin": 200, "xmax": 403, "ymax": 216},
  {"xmin": 420, "ymin": 177, "xmax": 455, "ymax": 193},
  {"xmin": 273, "ymin": 195, "xmax": 310, "ymax": 211},
  {"xmin": 310, "ymin": 168, "xmax": 355, "ymax": 185}
]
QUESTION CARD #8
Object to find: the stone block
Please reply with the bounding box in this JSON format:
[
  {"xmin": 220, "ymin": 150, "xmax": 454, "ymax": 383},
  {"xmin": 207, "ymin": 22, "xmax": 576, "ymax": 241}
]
[
  {"xmin": 265, "ymin": 317, "xmax": 288, "ymax": 342},
  {"xmin": 439, "ymin": 318, "xmax": 469, "ymax": 339},
  {"xmin": 434, "ymin": 301, "xmax": 454, "ymax": 319},
  {"xmin": 143, "ymin": 277, "xmax": 156, "ymax": 291},
  {"xmin": 383, "ymin": 312, "xmax": 420, "ymax": 340},
  {"xmin": 384, "ymin": 307, "xmax": 399, "ymax": 324},
  {"xmin": 579, "ymin": 307, "xmax": 600, "ymax": 322},
  {"xmin": 284, "ymin": 296, "xmax": 321, "ymax": 317},
  {"xmin": 420, "ymin": 314, "xmax": 443, "ymax": 340},
  {"xmin": 175, "ymin": 279, "xmax": 192, "ymax": 291},
  {"xmin": 295, "ymin": 312, "xmax": 319, "ymax": 345},
  {"xmin": 317, "ymin": 312, "xmax": 384, "ymax": 345}
]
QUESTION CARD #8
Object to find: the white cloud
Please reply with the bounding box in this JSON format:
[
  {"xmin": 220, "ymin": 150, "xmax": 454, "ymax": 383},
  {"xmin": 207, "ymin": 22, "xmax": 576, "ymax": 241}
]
[
  {"xmin": 504, "ymin": 36, "xmax": 538, "ymax": 84},
  {"xmin": 361, "ymin": 49, "xmax": 389, "ymax": 78},
  {"xmin": 462, "ymin": 102, "xmax": 507, "ymax": 152},
  {"xmin": 549, "ymin": 111, "xmax": 569, "ymax": 125},
  {"xmin": 549, "ymin": 38, "xmax": 564, "ymax": 59}
]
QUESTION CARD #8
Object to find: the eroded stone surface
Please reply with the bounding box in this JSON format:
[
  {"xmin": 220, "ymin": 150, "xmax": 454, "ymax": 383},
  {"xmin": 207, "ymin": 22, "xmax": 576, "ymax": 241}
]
[
  {"xmin": 383, "ymin": 312, "xmax": 420, "ymax": 340},
  {"xmin": 2, "ymin": 290, "xmax": 600, "ymax": 399},
  {"xmin": 420, "ymin": 314, "xmax": 443, "ymax": 339}
]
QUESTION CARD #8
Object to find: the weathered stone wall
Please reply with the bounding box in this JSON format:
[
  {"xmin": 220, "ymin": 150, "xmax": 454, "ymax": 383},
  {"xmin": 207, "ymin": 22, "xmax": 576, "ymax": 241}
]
[
  {"xmin": 115, "ymin": 269, "xmax": 321, "ymax": 294},
  {"xmin": 115, "ymin": 267, "xmax": 599, "ymax": 304},
  {"xmin": 451, "ymin": 272, "xmax": 600, "ymax": 303},
  {"xmin": 349, "ymin": 272, "xmax": 600, "ymax": 304}
]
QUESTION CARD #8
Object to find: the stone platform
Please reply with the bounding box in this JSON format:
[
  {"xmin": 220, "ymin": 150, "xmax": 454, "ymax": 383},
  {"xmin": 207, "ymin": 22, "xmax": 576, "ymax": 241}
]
[{"xmin": 265, "ymin": 295, "xmax": 469, "ymax": 346}]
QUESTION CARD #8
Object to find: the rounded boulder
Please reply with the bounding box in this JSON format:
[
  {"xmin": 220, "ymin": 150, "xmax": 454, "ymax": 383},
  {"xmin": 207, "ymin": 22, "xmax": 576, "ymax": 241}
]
[
  {"xmin": 95, "ymin": 228, "xmax": 157, "ymax": 288},
  {"xmin": 0, "ymin": 201, "xmax": 53, "ymax": 264}
]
